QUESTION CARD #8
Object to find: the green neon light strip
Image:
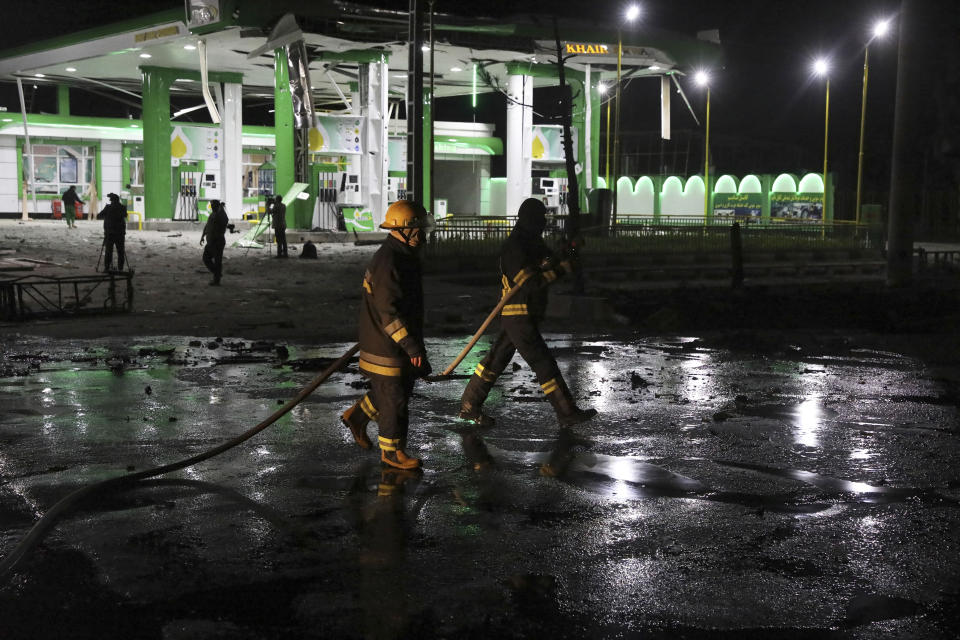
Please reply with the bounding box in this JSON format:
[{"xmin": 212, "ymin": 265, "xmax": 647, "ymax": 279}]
[{"xmin": 434, "ymin": 136, "xmax": 502, "ymax": 155}]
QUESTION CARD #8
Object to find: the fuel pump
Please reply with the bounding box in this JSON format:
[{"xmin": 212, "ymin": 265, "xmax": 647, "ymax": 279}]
[
  {"xmin": 338, "ymin": 171, "xmax": 362, "ymax": 205},
  {"xmin": 175, "ymin": 171, "xmax": 201, "ymax": 221},
  {"xmin": 314, "ymin": 169, "xmax": 340, "ymax": 230},
  {"xmin": 387, "ymin": 176, "xmax": 407, "ymax": 204},
  {"xmin": 257, "ymin": 161, "xmax": 276, "ymax": 218}
]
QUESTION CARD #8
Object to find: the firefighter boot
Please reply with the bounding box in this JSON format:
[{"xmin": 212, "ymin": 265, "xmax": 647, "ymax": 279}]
[
  {"xmin": 379, "ymin": 436, "xmax": 421, "ymax": 470},
  {"xmin": 461, "ymin": 430, "xmax": 495, "ymax": 471},
  {"xmin": 544, "ymin": 376, "xmax": 598, "ymax": 426},
  {"xmin": 341, "ymin": 396, "xmax": 374, "ymax": 449},
  {"xmin": 397, "ymin": 437, "xmax": 422, "ymax": 468},
  {"xmin": 457, "ymin": 367, "xmax": 497, "ymax": 427}
]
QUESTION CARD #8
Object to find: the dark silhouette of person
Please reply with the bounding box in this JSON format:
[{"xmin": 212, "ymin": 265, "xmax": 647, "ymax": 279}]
[
  {"xmin": 98, "ymin": 193, "xmax": 127, "ymax": 272},
  {"xmin": 457, "ymin": 198, "xmax": 597, "ymax": 428},
  {"xmin": 272, "ymin": 195, "xmax": 288, "ymax": 257},
  {"xmin": 200, "ymin": 199, "xmax": 229, "ymax": 286},
  {"xmin": 300, "ymin": 239, "xmax": 318, "ymax": 259},
  {"xmin": 61, "ymin": 186, "xmax": 84, "ymax": 229}
]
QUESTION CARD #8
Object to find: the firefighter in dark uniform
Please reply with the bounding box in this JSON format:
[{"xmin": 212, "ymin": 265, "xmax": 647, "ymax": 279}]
[
  {"xmin": 341, "ymin": 200, "xmax": 432, "ymax": 470},
  {"xmin": 200, "ymin": 199, "xmax": 229, "ymax": 285},
  {"xmin": 98, "ymin": 193, "xmax": 127, "ymax": 271},
  {"xmin": 457, "ymin": 198, "xmax": 597, "ymax": 427}
]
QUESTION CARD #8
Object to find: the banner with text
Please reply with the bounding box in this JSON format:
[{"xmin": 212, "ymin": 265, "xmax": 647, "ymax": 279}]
[
  {"xmin": 770, "ymin": 192, "xmax": 823, "ymax": 220},
  {"xmin": 171, "ymin": 125, "xmax": 220, "ymax": 162},
  {"xmin": 309, "ymin": 114, "xmax": 364, "ymax": 155},
  {"xmin": 713, "ymin": 192, "xmax": 763, "ymax": 218}
]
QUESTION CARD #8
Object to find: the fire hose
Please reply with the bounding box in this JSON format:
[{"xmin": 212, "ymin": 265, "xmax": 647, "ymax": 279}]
[{"xmin": 0, "ymin": 281, "xmax": 524, "ymax": 577}]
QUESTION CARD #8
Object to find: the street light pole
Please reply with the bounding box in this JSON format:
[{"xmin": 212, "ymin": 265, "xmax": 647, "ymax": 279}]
[
  {"xmin": 813, "ymin": 57, "xmax": 831, "ymax": 222},
  {"xmin": 611, "ymin": 4, "xmax": 639, "ymax": 226},
  {"xmin": 704, "ymin": 84, "xmax": 711, "ymax": 220},
  {"xmin": 612, "ymin": 29, "xmax": 622, "ymax": 225},
  {"xmin": 694, "ymin": 70, "xmax": 712, "ymax": 220},
  {"xmin": 855, "ymin": 19, "xmax": 891, "ymax": 225},
  {"xmin": 822, "ymin": 76, "xmax": 830, "ymax": 219},
  {"xmin": 604, "ymin": 89, "xmax": 611, "ymax": 186},
  {"xmin": 855, "ymin": 45, "xmax": 869, "ymax": 225}
]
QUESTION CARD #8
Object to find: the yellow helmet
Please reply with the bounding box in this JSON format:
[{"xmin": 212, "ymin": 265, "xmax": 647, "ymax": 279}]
[{"xmin": 380, "ymin": 200, "xmax": 428, "ymax": 230}]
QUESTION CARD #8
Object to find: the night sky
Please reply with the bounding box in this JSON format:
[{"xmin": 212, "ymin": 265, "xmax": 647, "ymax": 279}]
[{"xmin": 6, "ymin": 0, "xmax": 955, "ymax": 202}]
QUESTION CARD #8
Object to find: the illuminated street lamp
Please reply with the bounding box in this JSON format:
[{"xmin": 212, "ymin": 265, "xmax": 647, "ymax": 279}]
[
  {"xmin": 855, "ymin": 18, "xmax": 892, "ymax": 224},
  {"xmin": 812, "ymin": 58, "xmax": 830, "ymax": 219},
  {"xmin": 694, "ymin": 70, "xmax": 711, "ymax": 219},
  {"xmin": 611, "ymin": 3, "xmax": 640, "ymax": 220}
]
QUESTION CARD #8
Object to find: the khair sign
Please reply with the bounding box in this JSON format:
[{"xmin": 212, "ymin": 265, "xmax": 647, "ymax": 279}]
[{"xmin": 564, "ymin": 43, "xmax": 610, "ymax": 55}]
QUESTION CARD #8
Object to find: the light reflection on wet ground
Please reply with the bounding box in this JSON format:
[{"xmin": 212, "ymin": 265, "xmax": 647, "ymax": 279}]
[{"xmin": 1, "ymin": 333, "xmax": 960, "ymax": 638}]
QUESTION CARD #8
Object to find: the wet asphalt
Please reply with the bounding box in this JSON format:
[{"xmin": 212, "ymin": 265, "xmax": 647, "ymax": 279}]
[{"xmin": 1, "ymin": 333, "xmax": 959, "ymax": 639}]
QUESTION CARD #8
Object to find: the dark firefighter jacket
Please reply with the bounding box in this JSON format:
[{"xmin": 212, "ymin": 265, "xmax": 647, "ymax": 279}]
[
  {"xmin": 99, "ymin": 202, "xmax": 127, "ymax": 235},
  {"xmin": 358, "ymin": 235, "xmax": 425, "ymax": 377},
  {"xmin": 499, "ymin": 229, "xmax": 571, "ymax": 320},
  {"xmin": 203, "ymin": 207, "xmax": 229, "ymax": 243}
]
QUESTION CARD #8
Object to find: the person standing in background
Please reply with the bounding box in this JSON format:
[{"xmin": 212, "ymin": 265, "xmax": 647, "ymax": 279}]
[
  {"xmin": 200, "ymin": 199, "xmax": 229, "ymax": 286},
  {"xmin": 272, "ymin": 195, "xmax": 288, "ymax": 258},
  {"xmin": 98, "ymin": 193, "xmax": 127, "ymax": 272},
  {"xmin": 61, "ymin": 185, "xmax": 84, "ymax": 229}
]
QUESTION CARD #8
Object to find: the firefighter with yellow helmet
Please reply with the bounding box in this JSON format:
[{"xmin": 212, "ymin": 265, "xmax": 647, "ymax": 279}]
[{"xmin": 341, "ymin": 200, "xmax": 432, "ymax": 469}]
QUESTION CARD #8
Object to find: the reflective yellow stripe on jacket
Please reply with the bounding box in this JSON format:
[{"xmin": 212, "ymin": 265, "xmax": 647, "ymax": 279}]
[
  {"xmin": 383, "ymin": 319, "xmax": 409, "ymax": 344},
  {"xmin": 359, "ymin": 360, "xmax": 403, "ymax": 377},
  {"xmin": 513, "ymin": 268, "xmax": 534, "ymax": 287},
  {"xmin": 501, "ymin": 268, "xmax": 535, "ymax": 298},
  {"xmin": 502, "ymin": 303, "xmax": 528, "ymax": 316},
  {"xmin": 358, "ymin": 350, "xmax": 405, "ymax": 377}
]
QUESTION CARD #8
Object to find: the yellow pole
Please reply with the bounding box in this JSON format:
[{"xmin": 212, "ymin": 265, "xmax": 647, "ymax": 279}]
[
  {"xmin": 612, "ymin": 29, "xmax": 622, "ymax": 224},
  {"xmin": 704, "ymin": 86, "xmax": 711, "ymax": 220},
  {"xmin": 605, "ymin": 94, "xmax": 611, "ymax": 187},
  {"xmin": 855, "ymin": 46, "xmax": 870, "ymax": 225},
  {"xmin": 822, "ymin": 78, "xmax": 830, "ymax": 223}
]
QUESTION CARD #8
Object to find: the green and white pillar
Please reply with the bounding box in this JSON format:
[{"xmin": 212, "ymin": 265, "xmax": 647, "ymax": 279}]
[
  {"xmin": 274, "ymin": 48, "xmax": 295, "ymax": 228},
  {"xmin": 222, "ymin": 81, "xmax": 243, "ymax": 220},
  {"xmin": 506, "ymin": 72, "xmax": 533, "ymax": 217},
  {"xmin": 141, "ymin": 66, "xmax": 173, "ymax": 220},
  {"xmin": 360, "ymin": 57, "xmax": 390, "ymax": 225}
]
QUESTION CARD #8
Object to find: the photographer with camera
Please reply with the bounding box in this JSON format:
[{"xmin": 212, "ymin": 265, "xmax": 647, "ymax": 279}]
[{"xmin": 97, "ymin": 193, "xmax": 127, "ymax": 272}]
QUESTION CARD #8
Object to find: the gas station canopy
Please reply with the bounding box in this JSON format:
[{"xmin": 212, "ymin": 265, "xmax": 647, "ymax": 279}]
[{"xmin": 0, "ymin": 1, "xmax": 721, "ymax": 116}]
